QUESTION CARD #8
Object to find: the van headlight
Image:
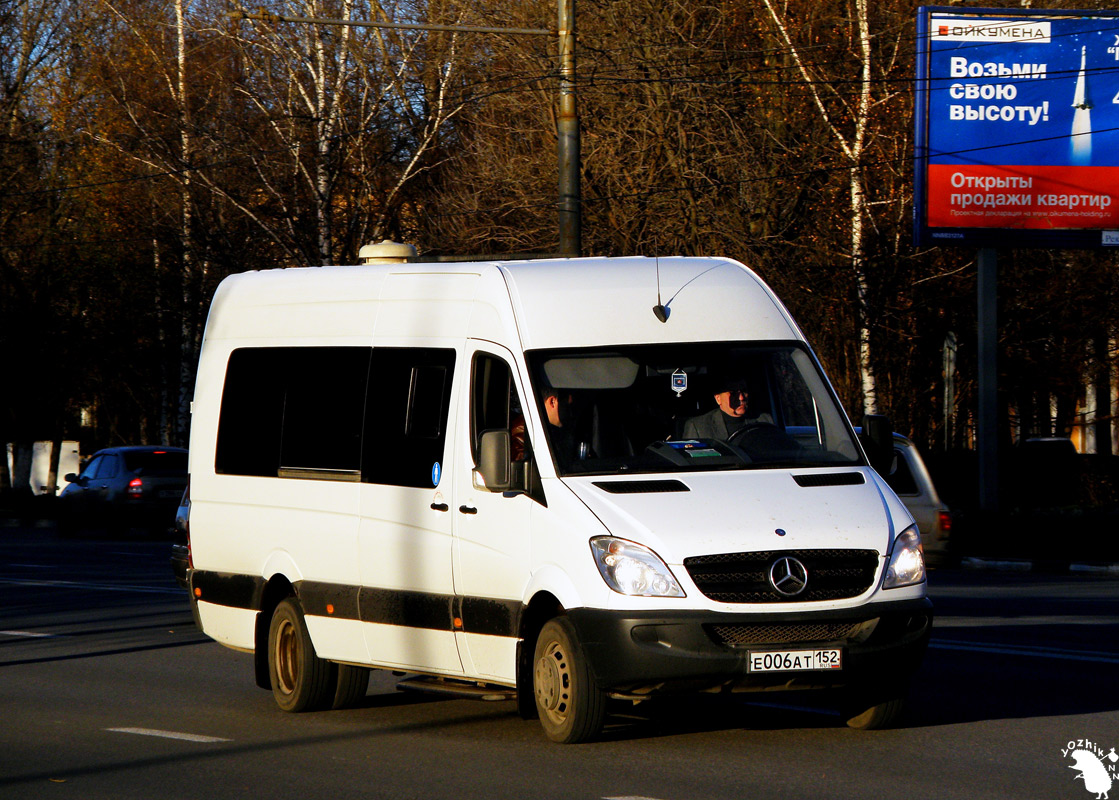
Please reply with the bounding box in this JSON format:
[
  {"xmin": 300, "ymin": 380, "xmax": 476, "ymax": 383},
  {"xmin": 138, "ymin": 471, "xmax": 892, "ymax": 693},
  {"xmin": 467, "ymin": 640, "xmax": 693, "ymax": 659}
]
[
  {"xmin": 590, "ymin": 537, "xmax": 685, "ymax": 597},
  {"xmin": 882, "ymin": 526, "xmax": 926, "ymax": 589}
]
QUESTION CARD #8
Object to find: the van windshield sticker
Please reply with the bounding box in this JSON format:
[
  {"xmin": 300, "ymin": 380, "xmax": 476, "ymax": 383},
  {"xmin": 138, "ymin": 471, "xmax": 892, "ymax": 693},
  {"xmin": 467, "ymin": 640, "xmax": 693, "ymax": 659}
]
[
  {"xmin": 671, "ymin": 368, "xmax": 687, "ymax": 396},
  {"xmin": 667, "ymin": 440, "xmax": 721, "ymax": 458},
  {"xmin": 432, "ymin": 462, "xmax": 441, "ymax": 487}
]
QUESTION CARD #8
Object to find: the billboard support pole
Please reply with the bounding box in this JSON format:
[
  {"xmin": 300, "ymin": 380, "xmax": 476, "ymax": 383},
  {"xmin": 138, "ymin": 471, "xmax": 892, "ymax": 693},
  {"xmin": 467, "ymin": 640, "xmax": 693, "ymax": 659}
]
[{"xmin": 977, "ymin": 247, "xmax": 999, "ymax": 513}]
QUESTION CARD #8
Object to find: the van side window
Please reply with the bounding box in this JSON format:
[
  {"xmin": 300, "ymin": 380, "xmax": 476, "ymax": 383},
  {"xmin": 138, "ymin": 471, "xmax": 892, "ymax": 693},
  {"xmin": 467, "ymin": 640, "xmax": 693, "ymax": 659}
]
[
  {"xmin": 471, "ymin": 353, "xmax": 524, "ymax": 463},
  {"xmin": 215, "ymin": 347, "xmax": 371, "ymax": 478},
  {"xmin": 471, "ymin": 352, "xmax": 546, "ymax": 503},
  {"xmin": 362, "ymin": 348, "xmax": 456, "ymax": 488},
  {"xmin": 281, "ymin": 349, "xmax": 370, "ymax": 475}
]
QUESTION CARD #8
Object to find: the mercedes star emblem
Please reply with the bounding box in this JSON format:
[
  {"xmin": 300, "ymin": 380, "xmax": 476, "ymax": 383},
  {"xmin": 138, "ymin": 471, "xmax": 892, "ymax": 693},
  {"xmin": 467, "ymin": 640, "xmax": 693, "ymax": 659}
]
[{"xmin": 768, "ymin": 556, "xmax": 809, "ymax": 597}]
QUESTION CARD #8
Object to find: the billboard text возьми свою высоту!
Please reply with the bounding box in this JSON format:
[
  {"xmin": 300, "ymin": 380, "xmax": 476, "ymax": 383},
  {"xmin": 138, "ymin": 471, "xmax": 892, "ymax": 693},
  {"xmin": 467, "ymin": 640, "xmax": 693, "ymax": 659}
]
[{"xmin": 915, "ymin": 7, "xmax": 1119, "ymax": 248}]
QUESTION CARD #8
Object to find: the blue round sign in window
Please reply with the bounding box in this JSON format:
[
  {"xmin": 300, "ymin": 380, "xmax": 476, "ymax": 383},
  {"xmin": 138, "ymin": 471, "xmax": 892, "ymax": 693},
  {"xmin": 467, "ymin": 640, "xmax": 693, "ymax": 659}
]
[{"xmin": 432, "ymin": 462, "xmax": 441, "ymax": 487}]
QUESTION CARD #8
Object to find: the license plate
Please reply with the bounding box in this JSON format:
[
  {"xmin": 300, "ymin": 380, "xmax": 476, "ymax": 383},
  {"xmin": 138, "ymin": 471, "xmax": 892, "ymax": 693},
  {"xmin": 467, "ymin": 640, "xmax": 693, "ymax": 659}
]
[
  {"xmin": 748, "ymin": 648, "xmax": 842, "ymax": 673},
  {"xmin": 158, "ymin": 489, "xmax": 181, "ymax": 499}
]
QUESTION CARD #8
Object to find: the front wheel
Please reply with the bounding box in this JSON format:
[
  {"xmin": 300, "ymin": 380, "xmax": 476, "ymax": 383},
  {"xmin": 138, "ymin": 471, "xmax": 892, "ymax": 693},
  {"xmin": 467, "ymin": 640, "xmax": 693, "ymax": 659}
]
[
  {"xmin": 268, "ymin": 598, "xmax": 334, "ymax": 712},
  {"xmin": 533, "ymin": 617, "xmax": 606, "ymax": 743}
]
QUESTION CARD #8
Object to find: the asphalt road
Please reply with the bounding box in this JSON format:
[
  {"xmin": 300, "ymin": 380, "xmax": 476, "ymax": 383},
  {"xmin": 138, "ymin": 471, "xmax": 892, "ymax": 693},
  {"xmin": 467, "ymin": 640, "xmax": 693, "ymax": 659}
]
[{"xmin": 0, "ymin": 527, "xmax": 1116, "ymax": 800}]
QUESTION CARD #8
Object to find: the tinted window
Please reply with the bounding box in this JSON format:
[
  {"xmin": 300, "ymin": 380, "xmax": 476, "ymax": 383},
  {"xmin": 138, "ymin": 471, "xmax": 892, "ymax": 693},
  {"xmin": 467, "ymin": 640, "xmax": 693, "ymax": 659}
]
[
  {"xmin": 472, "ymin": 354, "xmax": 517, "ymax": 458},
  {"xmin": 122, "ymin": 450, "xmax": 188, "ymax": 474},
  {"xmin": 216, "ymin": 348, "xmax": 371, "ymax": 478},
  {"xmin": 280, "ymin": 351, "xmax": 369, "ymax": 473},
  {"xmin": 886, "ymin": 447, "xmax": 919, "ymax": 495},
  {"xmin": 362, "ymin": 348, "xmax": 456, "ymax": 488},
  {"xmin": 215, "ymin": 346, "xmax": 453, "ymax": 485},
  {"xmin": 82, "ymin": 455, "xmax": 105, "ymax": 480},
  {"xmin": 98, "ymin": 454, "xmax": 121, "ymax": 479},
  {"xmin": 526, "ymin": 342, "xmax": 862, "ymax": 477}
]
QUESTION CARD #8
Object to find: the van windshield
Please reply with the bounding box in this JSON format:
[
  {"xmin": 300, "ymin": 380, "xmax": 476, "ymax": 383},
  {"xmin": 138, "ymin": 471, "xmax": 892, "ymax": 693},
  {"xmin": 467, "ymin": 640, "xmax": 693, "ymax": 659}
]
[{"xmin": 526, "ymin": 342, "xmax": 864, "ymax": 477}]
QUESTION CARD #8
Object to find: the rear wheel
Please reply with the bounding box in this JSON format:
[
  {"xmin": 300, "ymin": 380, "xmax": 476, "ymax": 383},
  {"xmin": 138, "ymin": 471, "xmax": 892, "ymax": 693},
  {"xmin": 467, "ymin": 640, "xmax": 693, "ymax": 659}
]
[
  {"xmin": 533, "ymin": 617, "xmax": 606, "ymax": 743},
  {"xmin": 842, "ymin": 691, "xmax": 906, "ymax": 730},
  {"xmin": 268, "ymin": 598, "xmax": 334, "ymax": 712},
  {"xmin": 332, "ymin": 664, "xmax": 370, "ymax": 710}
]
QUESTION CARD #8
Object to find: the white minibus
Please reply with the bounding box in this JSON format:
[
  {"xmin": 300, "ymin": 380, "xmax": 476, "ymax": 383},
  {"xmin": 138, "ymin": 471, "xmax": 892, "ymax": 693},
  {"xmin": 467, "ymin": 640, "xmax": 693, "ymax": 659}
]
[{"xmin": 182, "ymin": 255, "xmax": 930, "ymax": 742}]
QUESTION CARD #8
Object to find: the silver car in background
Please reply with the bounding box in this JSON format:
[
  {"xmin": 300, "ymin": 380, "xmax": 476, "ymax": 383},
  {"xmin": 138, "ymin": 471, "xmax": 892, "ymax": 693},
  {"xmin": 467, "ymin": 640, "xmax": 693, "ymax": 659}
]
[{"xmin": 884, "ymin": 434, "xmax": 952, "ymax": 558}]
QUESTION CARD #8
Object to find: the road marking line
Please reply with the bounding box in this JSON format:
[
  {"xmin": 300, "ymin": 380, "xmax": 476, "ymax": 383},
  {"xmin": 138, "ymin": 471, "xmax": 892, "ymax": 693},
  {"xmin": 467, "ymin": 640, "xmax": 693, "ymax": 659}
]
[
  {"xmin": 106, "ymin": 727, "xmax": 230, "ymax": 743},
  {"xmin": 930, "ymin": 638, "xmax": 1119, "ymax": 664},
  {"xmin": 0, "ymin": 630, "xmax": 58, "ymax": 638},
  {"xmin": 935, "ymin": 615, "xmax": 1118, "ymax": 627},
  {"xmin": 0, "ymin": 578, "xmax": 180, "ymax": 595}
]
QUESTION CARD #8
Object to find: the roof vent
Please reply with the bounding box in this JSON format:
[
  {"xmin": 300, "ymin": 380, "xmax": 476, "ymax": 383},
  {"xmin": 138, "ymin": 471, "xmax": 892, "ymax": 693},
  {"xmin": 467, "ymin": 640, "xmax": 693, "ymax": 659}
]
[{"xmin": 358, "ymin": 240, "xmax": 417, "ymax": 264}]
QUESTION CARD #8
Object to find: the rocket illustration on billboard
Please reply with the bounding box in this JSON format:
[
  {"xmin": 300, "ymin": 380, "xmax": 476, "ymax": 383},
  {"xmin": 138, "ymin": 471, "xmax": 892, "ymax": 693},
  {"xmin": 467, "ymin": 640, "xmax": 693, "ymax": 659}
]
[{"xmin": 1072, "ymin": 46, "xmax": 1092, "ymax": 165}]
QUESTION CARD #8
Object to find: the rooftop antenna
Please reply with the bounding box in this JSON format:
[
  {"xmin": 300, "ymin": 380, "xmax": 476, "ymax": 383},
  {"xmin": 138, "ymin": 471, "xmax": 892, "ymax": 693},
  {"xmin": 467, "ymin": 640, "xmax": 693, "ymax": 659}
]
[{"xmin": 652, "ymin": 255, "xmax": 669, "ymax": 323}]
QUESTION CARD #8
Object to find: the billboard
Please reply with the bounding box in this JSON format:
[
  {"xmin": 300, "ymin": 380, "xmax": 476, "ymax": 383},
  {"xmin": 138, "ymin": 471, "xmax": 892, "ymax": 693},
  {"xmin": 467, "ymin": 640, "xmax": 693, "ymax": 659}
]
[{"xmin": 915, "ymin": 7, "xmax": 1119, "ymax": 248}]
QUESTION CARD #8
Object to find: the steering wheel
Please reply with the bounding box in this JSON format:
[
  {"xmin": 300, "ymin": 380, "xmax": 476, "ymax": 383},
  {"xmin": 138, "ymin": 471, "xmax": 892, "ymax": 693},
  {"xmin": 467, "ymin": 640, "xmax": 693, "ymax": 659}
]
[{"xmin": 726, "ymin": 422, "xmax": 798, "ymax": 454}]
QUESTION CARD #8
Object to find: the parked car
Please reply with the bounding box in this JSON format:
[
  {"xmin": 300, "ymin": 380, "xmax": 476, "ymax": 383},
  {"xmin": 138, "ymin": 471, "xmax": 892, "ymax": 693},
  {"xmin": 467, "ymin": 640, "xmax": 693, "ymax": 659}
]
[
  {"xmin": 171, "ymin": 481, "xmax": 191, "ymax": 590},
  {"xmin": 882, "ymin": 434, "xmax": 951, "ymax": 557},
  {"xmin": 58, "ymin": 446, "xmax": 188, "ymax": 534}
]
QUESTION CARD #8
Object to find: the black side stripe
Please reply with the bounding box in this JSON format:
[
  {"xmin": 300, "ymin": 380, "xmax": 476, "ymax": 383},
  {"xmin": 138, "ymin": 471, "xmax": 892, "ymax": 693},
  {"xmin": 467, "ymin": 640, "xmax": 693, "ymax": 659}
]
[
  {"xmin": 358, "ymin": 586, "xmax": 456, "ymax": 632},
  {"xmin": 191, "ymin": 571, "xmax": 265, "ymax": 611},
  {"xmin": 191, "ymin": 571, "xmax": 521, "ymax": 638},
  {"xmin": 457, "ymin": 596, "xmax": 522, "ymax": 639},
  {"xmin": 300, "ymin": 580, "xmax": 361, "ymax": 620}
]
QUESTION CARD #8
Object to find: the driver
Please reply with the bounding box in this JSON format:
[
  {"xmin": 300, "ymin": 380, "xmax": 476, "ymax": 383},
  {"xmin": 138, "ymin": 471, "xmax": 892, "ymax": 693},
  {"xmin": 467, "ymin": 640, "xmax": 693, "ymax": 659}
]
[
  {"xmin": 543, "ymin": 386, "xmax": 592, "ymax": 468},
  {"xmin": 682, "ymin": 375, "xmax": 772, "ymax": 440}
]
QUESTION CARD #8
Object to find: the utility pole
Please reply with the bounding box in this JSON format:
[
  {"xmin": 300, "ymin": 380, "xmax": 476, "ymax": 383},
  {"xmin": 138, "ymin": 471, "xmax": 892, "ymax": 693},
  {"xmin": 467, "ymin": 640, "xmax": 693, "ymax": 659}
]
[
  {"xmin": 556, "ymin": 0, "xmax": 579, "ymax": 257},
  {"xmin": 229, "ymin": 6, "xmax": 581, "ymax": 257}
]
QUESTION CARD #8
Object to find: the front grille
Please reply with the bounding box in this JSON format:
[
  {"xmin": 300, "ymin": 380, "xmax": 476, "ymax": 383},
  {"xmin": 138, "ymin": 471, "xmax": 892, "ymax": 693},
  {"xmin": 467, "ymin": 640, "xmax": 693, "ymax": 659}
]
[
  {"xmin": 683, "ymin": 549, "xmax": 879, "ymax": 603},
  {"xmin": 706, "ymin": 621, "xmax": 865, "ymax": 646}
]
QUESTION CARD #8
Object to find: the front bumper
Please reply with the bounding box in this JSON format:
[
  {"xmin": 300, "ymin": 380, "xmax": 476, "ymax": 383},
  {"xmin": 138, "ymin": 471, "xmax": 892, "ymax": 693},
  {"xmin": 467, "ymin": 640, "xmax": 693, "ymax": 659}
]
[{"xmin": 567, "ymin": 597, "xmax": 932, "ymax": 694}]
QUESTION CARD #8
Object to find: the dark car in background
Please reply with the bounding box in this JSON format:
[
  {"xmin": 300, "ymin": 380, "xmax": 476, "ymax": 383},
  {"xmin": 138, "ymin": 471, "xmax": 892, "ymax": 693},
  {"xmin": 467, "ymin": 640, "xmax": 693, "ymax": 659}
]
[{"xmin": 58, "ymin": 446, "xmax": 188, "ymax": 535}]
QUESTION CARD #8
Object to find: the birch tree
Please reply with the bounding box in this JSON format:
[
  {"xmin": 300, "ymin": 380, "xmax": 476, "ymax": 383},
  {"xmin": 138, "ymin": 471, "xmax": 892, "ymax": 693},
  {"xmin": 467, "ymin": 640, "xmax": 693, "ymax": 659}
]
[
  {"xmin": 216, "ymin": 0, "xmax": 477, "ymax": 265},
  {"xmin": 759, "ymin": 0, "xmax": 886, "ymax": 416}
]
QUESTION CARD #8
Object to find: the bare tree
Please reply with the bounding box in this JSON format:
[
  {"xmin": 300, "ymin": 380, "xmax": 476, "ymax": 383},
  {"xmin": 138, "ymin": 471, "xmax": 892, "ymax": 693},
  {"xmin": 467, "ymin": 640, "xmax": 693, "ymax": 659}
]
[
  {"xmin": 759, "ymin": 0, "xmax": 889, "ymax": 416},
  {"xmin": 213, "ymin": 0, "xmax": 477, "ymax": 265}
]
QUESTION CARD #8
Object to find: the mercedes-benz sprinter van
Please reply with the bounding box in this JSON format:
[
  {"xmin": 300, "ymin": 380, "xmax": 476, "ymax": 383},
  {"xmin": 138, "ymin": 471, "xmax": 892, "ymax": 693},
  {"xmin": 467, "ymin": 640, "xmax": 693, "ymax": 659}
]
[{"xmin": 182, "ymin": 255, "xmax": 930, "ymax": 743}]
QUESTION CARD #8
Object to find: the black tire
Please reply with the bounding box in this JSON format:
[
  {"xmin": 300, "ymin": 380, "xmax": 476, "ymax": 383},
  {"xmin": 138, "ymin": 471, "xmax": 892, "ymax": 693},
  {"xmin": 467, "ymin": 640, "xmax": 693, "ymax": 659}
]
[
  {"xmin": 532, "ymin": 617, "xmax": 606, "ymax": 743},
  {"xmin": 267, "ymin": 598, "xmax": 334, "ymax": 712},
  {"xmin": 332, "ymin": 664, "xmax": 370, "ymax": 710},
  {"xmin": 843, "ymin": 693, "xmax": 906, "ymax": 730}
]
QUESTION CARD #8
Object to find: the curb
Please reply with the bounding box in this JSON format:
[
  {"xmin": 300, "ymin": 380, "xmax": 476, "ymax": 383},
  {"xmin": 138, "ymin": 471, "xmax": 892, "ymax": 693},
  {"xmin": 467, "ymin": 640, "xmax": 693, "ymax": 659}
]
[{"xmin": 960, "ymin": 556, "xmax": 1119, "ymax": 576}]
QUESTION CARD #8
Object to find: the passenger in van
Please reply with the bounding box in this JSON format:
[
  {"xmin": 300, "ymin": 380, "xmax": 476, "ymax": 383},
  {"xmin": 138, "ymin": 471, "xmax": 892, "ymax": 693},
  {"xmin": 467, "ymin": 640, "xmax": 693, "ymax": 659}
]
[{"xmin": 683, "ymin": 375, "xmax": 773, "ymax": 441}]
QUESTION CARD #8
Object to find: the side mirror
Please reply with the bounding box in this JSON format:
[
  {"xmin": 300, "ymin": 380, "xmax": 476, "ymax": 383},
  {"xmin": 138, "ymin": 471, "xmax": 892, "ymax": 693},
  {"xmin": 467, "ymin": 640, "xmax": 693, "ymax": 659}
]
[
  {"xmin": 477, "ymin": 430, "xmax": 512, "ymax": 491},
  {"xmin": 860, "ymin": 414, "xmax": 894, "ymax": 476},
  {"xmin": 64, "ymin": 473, "xmax": 80, "ymax": 484}
]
